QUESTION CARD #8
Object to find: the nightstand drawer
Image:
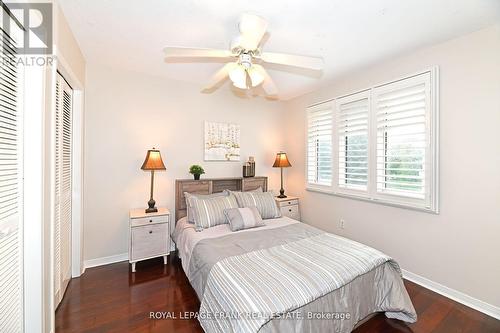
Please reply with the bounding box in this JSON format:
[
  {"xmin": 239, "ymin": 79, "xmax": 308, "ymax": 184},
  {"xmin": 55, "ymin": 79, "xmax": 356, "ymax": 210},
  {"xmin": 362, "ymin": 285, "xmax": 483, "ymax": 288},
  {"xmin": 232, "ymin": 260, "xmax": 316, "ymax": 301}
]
[
  {"xmin": 281, "ymin": 204, "xmax": 300, "ymax": 220},
  {"xmin": 279, "ymin": 199, "xmax": 299, "ymax": 207},
  {"xmin": 131, "ymin": 223, "xmax": 168, "ymax": 261},
  {"xmin": 131, "ymin": 215, "xmax": 169, "ymax": 227}
]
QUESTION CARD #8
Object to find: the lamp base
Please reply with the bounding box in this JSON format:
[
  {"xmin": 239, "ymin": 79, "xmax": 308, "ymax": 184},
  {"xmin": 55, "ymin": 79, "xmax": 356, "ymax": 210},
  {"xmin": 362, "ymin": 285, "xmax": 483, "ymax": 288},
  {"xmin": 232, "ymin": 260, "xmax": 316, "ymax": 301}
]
[
  {"xmin": 145, "ymin": 198, "xmax": 157, "ymax": 213},
  {"xmin": 277, "ymin": 188, "xmax": 287, "ymax": 198}
]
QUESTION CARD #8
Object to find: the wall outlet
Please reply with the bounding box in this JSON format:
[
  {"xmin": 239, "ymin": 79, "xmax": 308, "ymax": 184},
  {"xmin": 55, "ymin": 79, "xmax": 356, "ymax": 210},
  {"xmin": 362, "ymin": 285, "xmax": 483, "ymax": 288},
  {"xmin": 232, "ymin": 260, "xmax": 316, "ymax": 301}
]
[{"xmin": 340, "ymin": 219, "xmax": 345, "ymax": 229}]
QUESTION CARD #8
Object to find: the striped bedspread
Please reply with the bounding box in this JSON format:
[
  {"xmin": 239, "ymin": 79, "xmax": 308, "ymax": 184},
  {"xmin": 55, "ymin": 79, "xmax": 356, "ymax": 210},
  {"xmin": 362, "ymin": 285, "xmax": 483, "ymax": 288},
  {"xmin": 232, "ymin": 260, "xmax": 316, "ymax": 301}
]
[{"xmin": 199, "ymin": 233, "xmax": 403, "ymax": 333}]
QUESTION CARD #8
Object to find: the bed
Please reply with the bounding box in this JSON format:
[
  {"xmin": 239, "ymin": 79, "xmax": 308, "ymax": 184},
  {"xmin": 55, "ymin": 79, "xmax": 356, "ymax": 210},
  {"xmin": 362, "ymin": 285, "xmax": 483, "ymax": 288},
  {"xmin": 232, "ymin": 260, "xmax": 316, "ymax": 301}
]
[{"xmin": 172, "ymin": 177, "xmax": 417, "ymax": 333}]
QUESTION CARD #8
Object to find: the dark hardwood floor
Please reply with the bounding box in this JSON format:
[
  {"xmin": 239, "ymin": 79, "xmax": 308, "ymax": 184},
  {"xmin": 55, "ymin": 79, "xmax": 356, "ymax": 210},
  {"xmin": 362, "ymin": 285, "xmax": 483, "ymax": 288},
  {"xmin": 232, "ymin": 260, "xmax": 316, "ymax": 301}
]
[{"xmin": 55, "ymin": 254, "xmax": 500, "ymax": 333}]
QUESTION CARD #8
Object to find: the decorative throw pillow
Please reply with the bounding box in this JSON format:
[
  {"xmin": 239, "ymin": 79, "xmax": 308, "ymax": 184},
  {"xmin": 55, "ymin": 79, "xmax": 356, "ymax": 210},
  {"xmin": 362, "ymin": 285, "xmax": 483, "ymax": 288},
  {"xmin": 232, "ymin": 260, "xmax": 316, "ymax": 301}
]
[
  {"xmin": 189, "ymin": 194, "xmax": 239, "ymax": 230},
  {"xmin": 185, "ymin": 192, "xmax": 228, "ymax": 223},
  {"xmin": 224, "ymin": 207, "xmax": 264, "ymax": 232},
  {"xmin": 230, "ymin": 190, "xmax": 281, "ymax": 219}
]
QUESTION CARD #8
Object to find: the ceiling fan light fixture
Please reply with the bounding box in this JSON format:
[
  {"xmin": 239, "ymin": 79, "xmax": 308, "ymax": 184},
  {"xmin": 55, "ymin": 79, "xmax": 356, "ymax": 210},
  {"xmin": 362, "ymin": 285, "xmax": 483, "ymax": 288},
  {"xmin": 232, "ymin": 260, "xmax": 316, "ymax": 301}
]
[
  {"xmin": 247, "ymin": 67, "xmax": 264, "ymax": 87},
  {"xmin": 164, "ymin": 13, "xmax": 324, "ymax": 97},
  {"xmin": 229, "ymin": 65, "xmax": 248, "ymax": 89}
]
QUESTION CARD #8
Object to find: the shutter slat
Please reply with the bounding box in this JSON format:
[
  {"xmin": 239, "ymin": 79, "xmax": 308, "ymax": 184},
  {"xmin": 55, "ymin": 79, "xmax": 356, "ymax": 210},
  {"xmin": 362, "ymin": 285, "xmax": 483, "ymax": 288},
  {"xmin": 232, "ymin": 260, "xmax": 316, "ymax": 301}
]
[
  {"xmin": 377, "ymin": 120, "xmax": 425, "ymax": 130},
  {"xmin": 376, "ymin": 106, "xmax": 425, "ymax": 119},
  {"xmin": 377, "ymin": 180, "xmax": 423, "ymax": 188}
]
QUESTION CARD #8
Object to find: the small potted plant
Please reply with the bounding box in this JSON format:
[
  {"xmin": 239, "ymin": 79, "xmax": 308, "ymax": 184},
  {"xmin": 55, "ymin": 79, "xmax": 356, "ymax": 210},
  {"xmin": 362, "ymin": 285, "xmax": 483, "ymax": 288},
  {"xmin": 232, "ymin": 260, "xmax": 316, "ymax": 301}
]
[{"xmin": 189, "ymin": 165, "xmax": 205, "ymax": 180}]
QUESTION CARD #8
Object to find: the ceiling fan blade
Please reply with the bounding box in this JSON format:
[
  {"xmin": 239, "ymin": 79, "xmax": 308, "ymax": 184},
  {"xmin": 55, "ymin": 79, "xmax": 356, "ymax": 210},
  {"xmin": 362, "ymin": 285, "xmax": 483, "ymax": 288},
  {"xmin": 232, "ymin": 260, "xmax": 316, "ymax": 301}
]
[
  {"xmin": 252, "ymin": 64, "xmax": 278, "ymax": 96},
  {"xmin": 261, "ymin": 52, "xmax": 324, "ymax": 71},
  {"xmin": 201, "ymin": 62, "xmax": 238, "ymax": 92},
  {"xmin": 164, "ymin": 47, "xmax": 232, "ymax": 60},
  {"xmin": 238, "ymin": 13, "xmax": 268, "ymax": 50}
]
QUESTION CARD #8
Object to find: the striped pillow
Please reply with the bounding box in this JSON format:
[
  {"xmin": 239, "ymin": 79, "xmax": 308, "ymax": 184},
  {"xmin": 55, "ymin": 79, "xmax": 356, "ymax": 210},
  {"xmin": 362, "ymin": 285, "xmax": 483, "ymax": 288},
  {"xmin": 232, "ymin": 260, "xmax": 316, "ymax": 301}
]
[
  {"xmin": 224, "ymin": 207, "xmax": 264, "ymax": 232},
  {"xmin": 185, "ymin": 192, "xmax": 228, "ymax": 223},
  {"xmin": 230, "ymin": 190, "xmax": 281, "ymax": 219},
  {"xmin": 190, "ymin": 194, "xmax": 239, "ymax": 230}
]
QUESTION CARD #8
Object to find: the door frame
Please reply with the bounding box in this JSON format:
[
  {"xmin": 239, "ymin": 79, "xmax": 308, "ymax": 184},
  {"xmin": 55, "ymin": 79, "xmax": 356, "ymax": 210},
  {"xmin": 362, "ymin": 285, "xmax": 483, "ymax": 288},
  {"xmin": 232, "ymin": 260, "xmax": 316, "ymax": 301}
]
[{"xmin": 52, "ymin": 48, "xmax": 85, "ymax": 277}]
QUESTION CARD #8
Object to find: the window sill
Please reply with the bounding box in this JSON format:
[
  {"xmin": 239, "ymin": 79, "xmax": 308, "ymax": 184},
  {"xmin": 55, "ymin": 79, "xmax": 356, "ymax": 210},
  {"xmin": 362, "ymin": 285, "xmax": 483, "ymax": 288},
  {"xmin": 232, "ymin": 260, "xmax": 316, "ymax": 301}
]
[{"xmin": 305, "ymin": 186, "xmax": 439, "ymax": 214}]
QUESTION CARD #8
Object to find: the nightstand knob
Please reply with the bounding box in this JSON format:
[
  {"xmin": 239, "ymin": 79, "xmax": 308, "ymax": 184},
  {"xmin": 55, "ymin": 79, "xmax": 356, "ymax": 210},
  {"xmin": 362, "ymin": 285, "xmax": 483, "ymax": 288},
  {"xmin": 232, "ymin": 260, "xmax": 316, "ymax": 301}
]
[
  {"xmin": 149, "ymin": 231, "xmax": 152, "ymax": 234},
  {"xmin": 149, "ymin": 219, "xmax": 153, "ymax": 223},
  {"xmin": 289, "ymin": 209, "xmax": 292, "ymax": 212},
  {"xmin": 288, "ymin": 202, "xmax": 291, "ymax": 205}
]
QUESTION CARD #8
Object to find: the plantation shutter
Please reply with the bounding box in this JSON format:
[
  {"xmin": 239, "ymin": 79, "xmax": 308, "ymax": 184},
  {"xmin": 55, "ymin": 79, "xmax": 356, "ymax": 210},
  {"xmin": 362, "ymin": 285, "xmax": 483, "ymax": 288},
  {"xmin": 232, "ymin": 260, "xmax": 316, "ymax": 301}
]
[
  {"xmin": 54, "ymin": 73, "xmax": 72, "ymax": 307},
  {"xmin": 0, "ymin": 24, "xmax": 23, "ymax": 333},
  {"xmin": 373, "ymin": 72, "xmax": 431, "ymax": 203},
  {"xmin": 336, "ymin": 92, "xmax": 369, "ymax": 192},
  {"xmin": 307, "ymin": 103, "xmax": 333, "ymax": 187}
]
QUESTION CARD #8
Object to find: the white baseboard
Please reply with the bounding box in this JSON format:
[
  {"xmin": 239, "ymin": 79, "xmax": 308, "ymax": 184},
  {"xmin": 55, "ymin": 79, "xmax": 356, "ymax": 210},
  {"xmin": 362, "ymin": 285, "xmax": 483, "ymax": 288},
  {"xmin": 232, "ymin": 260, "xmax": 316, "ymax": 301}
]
[
  {"xmin": 84, "ymin": 253, "xmax": 128, "ymax": 269},
  {"xmin": 402, "ymin": 269, "xmax": 500, "ymax": 320}
]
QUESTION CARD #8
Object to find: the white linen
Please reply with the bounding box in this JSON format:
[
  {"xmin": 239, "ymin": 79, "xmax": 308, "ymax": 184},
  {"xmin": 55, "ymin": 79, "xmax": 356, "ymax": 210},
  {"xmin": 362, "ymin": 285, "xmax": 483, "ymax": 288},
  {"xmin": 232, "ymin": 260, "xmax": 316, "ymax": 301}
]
[{"xmin": 172, "ymin": 216, "xmax": 299, "ymax": 275}]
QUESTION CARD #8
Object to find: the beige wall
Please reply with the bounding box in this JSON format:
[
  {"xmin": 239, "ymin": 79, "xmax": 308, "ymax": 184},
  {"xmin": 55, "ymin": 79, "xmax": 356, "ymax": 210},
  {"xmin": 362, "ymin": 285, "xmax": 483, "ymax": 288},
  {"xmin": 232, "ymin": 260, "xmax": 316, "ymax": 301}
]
[
  {"xmin": 83, "ymin": 64, "xmax": 288, "ymax": 261},
  {"xmin": 284, "ymin": 25, "xmax": 500, "ymax": 308},
  {"xmin": 54, "ymin": 2, "xmax": 86, "ymax": 86}
]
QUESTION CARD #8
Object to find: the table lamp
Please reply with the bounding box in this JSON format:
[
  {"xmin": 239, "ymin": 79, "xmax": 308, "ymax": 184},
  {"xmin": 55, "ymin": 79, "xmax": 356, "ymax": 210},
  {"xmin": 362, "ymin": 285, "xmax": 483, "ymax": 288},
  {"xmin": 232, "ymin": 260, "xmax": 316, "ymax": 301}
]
[
  {"xmin": 141, "ymin": 148, "xmax": 166, "ymax": 213},
  {"xmin": 272, "ymin": 152, "xmax": 291, "ymax": 198}
]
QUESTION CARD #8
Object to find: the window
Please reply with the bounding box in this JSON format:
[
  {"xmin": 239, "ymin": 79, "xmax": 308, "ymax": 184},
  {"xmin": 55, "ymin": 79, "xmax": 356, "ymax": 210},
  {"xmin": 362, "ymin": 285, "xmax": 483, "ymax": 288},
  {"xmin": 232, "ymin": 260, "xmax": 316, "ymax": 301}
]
[
  {"xmin": 307, "ymin": 102, "xmax": 333, "ymax": 188},
  {"xmin": 306, "ymin": 69, "xmax": 439, "ymax": 212}
]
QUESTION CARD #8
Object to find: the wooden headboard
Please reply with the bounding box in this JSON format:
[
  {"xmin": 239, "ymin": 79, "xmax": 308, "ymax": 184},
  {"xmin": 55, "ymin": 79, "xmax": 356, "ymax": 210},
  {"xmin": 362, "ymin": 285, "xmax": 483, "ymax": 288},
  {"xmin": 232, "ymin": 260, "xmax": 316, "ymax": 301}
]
[{"xmin": 175, "ymin": 176, "xmax": 267, "ymax": 223}]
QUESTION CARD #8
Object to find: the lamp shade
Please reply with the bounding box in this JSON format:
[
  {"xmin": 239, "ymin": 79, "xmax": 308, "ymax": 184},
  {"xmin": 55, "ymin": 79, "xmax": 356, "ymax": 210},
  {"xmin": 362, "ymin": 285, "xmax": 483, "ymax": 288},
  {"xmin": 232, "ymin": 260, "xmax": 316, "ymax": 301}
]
[
  {"xmin": 141, "ymin": 148, "xmax": 166, "ymax": 170},
  {"xmin": 229, "ymin": 65, "xmax": 247, "ymax": 89},
  {"xmin": 272, "ymin": 152, "xmax": 291, "ymax": 168}
]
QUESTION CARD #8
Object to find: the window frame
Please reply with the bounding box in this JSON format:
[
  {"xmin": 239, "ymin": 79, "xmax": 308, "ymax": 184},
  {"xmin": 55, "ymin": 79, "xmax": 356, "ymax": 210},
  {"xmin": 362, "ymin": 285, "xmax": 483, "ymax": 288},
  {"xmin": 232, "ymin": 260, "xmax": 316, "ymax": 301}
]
[{"xmin": 305, "ymin": 67, "xmax": 439, "ymax": 214}]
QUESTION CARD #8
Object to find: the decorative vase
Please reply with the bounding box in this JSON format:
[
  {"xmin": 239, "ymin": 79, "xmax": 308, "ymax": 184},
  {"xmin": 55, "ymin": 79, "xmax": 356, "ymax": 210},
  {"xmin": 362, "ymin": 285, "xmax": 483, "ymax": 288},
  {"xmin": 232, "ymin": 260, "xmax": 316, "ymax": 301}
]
[
  {"xmin": 194, "ymin": 174, "xmax": 200, "ymax": 180},
  {"xmin": 242, "ymin": 156, "xmax": 256, "ymax": 177}
]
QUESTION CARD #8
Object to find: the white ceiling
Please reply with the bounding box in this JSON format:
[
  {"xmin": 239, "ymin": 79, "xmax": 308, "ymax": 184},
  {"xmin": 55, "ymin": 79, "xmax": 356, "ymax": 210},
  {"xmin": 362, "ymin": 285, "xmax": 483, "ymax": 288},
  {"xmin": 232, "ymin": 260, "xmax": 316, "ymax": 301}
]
[{"xmin": 58, "ymin": 0, "xmax": 500, "ymax": 100}]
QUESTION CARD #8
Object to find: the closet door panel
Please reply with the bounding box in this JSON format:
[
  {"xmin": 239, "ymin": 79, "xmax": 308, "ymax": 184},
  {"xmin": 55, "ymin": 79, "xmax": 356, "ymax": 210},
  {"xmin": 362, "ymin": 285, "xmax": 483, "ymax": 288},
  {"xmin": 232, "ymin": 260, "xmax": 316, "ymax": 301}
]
[{"xmin": 54, "ymin": 73, "xmax": 73, "ymax": 307}]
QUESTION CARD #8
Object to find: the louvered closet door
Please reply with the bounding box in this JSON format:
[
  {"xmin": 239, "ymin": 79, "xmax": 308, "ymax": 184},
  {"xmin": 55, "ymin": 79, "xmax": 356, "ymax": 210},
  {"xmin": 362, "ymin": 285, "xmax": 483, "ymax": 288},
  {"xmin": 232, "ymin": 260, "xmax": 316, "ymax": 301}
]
[
  {"xmin": 0, "ymin": 27, "xmax": 23, "ymax": 332},
  {"xmin": 54, "ymin": 73, "xmax": 73, "ymax": 307}
]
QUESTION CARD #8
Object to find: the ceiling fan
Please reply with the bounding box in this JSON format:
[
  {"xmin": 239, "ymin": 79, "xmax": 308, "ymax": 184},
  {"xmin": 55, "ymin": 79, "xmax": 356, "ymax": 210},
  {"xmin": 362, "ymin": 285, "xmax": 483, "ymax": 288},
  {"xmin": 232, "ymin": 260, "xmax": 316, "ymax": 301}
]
[{"xmin": 163, "ymin": 13, "xmax": 324, "ymax": 97}]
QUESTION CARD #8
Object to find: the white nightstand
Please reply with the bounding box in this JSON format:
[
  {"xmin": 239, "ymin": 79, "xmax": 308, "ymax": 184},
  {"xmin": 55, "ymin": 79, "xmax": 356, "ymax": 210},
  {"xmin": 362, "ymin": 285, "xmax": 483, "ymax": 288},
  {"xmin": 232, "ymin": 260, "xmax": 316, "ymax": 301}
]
[
  {"xmin": 275, "ymin": 196, "xmax": 301, "ymax": 221},
  {"xmin": 129, "ymin": 207, "xmax": 170, "ymax": 272}
]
